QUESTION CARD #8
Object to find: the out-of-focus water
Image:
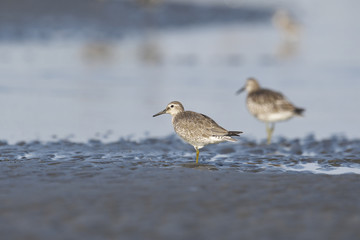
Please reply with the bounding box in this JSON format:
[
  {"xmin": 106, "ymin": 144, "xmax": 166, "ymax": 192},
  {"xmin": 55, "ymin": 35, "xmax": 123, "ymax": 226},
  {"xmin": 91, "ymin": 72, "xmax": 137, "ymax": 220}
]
[
  {"xmin": 1, "ymin": 135, "xmax": 360, "ymax": 240},
  {"xmin": 1, "ymin": 134, "xmax": 360, "ymax": 239},
  {"xmin": 0, "ymin": 0, "xmax": 359, "ymax": 144},
  {"xmin": 0, "ymin": 0, "xmax": 359, "ymax": 177}
]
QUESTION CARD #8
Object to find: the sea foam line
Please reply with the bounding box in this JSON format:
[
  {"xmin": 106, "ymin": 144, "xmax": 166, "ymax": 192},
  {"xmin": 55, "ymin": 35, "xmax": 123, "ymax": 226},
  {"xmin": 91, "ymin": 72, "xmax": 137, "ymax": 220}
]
[{"xmin": 281, "ymin": 162, "xmax": 360, "ymax": 175}]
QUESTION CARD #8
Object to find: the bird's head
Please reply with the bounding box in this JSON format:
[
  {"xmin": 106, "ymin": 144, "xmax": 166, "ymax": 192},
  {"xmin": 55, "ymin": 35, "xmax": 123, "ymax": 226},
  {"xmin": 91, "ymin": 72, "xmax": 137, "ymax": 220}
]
[{"xmin": 153, "ymin": 101, "xmax": 185, "ymax": 117}]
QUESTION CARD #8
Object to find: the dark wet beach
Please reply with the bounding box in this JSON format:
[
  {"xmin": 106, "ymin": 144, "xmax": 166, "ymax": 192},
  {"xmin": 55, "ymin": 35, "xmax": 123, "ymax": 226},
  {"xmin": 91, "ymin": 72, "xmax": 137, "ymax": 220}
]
[
  {"xmin": 1, "ymin": 136, "xmax": 360, "ymax": 239},
  {"xmin": 2, "ymin": 168, "xmax": 360, "ymax": 240}
]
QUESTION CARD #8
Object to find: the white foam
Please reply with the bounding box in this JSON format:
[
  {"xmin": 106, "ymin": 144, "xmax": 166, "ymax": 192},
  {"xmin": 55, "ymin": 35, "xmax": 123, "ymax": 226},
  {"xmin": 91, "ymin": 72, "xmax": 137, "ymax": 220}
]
[
  {"xmin": 208, "ymin": 154, "xmax": 229, "ymax": 162},
  {"xmin": 52, "ymin": 153, "xmax": 67, "ymax": 160},
  {"xmin": 16, "ymin": 152, "xmax": 36, "ymax": 159},
  {"xmin": 281, "ymin": 162, "xmax": 360, "ymax": 175}
]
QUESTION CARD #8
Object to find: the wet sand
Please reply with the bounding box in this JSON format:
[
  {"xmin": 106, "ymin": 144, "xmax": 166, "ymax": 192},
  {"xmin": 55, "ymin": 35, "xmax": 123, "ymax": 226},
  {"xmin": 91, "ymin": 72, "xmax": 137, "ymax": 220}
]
[{"xmin": 1, "ymin": 149, "xmax": 360, "ymax": 239}]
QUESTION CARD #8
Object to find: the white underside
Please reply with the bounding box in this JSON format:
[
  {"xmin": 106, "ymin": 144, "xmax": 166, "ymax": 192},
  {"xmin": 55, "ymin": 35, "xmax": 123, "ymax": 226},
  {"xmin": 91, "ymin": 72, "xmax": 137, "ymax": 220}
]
[
  {"xmin": 257, "ymin": 111, "xmax": 295, "ymax": 122},
  {"xmin": 184, "ymin": 136, "xmax": 235, "ymax": 149}
]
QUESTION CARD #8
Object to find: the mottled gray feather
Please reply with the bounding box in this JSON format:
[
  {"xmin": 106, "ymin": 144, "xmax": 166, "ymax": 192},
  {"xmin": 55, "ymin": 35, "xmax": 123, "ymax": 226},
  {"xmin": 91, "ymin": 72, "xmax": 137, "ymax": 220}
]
[{"xmin": 247, "ymin": 89, "xmax": 297, "ymax": 114}]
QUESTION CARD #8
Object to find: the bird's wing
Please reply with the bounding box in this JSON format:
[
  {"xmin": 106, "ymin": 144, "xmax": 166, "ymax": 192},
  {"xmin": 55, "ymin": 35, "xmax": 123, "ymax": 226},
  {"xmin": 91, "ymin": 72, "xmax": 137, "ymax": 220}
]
[
  {"xmin": 200, "ymin": 113, "xmax": 229, "ymax": 136},
  {"xmin": 174, "ymin": 111, "xmax": 228, "ymax": 137},
  {"xmin": 249, "ymin": 89, "xmax": 295, "ymax": 112}
]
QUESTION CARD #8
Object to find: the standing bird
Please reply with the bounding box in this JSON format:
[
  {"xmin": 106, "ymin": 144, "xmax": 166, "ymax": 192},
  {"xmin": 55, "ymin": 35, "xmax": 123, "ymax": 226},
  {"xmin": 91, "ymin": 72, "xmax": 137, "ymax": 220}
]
[
  {"xmin": 153, "ymin": 101, "xmax": 242, "ymax": 164},
  {"xmin": 272, "ymin": 9, "xmax": 302, "ymax": 43},
  {"xmin": 236, "ymin": 78, "xmax": 304, "ymax": 144}
]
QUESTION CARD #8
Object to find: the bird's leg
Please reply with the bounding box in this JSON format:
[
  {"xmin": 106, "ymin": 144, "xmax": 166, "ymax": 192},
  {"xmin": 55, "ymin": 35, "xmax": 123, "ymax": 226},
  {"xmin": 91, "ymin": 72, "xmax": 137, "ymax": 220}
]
[
  {"xmin": 266, "ymin": 123, "xmax": 275, "ymax": 144},
  {"xmin": 195, "ymin": 148, "xmax": 200, "ymax": 164}
]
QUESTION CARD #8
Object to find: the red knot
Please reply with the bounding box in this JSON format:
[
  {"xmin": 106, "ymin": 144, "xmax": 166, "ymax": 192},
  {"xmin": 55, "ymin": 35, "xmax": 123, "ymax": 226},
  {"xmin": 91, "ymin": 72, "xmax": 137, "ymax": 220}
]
[
  {"xmin": 236, "ymin": 78, "xmax": 304, "ymax": 144},
  {"xmin": 153, "ymin": 101, "xmax": 243, "ymax": 164}
]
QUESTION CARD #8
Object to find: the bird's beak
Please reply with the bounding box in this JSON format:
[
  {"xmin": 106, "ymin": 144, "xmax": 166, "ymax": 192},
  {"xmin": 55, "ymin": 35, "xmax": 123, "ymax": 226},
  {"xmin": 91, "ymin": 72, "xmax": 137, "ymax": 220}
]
[
  {"xmin": 153, "ymin": 108, "xmax": 167, "ymax": 117},
  {"xmin": 235, "ymin": 86, "xmax": 245, "ymax": 95}
]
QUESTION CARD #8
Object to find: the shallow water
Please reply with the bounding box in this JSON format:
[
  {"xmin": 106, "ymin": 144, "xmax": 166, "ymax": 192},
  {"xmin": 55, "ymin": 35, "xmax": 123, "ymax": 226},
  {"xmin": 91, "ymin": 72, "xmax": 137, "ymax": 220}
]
[
  {"xmin": 1, "ymin": 135, "xmax": 360, "ymax": 239},
  {"xmin": 1, "ymin": 135, "xmax": 359, "ymax": 176}
]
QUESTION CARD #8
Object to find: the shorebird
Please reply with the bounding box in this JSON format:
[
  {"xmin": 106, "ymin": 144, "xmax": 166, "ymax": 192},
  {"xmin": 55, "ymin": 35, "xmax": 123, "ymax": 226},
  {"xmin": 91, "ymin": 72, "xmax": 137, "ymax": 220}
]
[
  {"xmin": 236, "ymin": 78, "xmax": 304, "ymax": 144},
  {"xmin": 272, "ymin": 9, "xmax": 302, "ymax": 42},
  {"xmin": 153, "ymin": 101, "xmax": 242, "ymax": 164}
]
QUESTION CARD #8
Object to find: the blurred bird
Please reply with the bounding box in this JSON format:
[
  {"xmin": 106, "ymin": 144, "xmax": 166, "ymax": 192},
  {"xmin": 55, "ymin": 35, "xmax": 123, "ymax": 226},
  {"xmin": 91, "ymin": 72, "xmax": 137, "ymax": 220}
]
[
  {"xmin": 153, "ymin": 101, "xmax": 242, "ymax": 164},
  {"xmin": 236, "ymin": 78, "xmax": 304, "ymax": 144},
  {"xmin": 272, "ymin": 9, "xmax": 302, "ymax": 42}
]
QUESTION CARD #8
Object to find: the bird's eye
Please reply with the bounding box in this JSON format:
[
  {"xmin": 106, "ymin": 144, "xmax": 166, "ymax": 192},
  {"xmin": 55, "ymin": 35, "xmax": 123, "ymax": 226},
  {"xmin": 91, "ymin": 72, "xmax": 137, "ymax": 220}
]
[{"xmin": 170, "ymin": 105, "xmax": 174, "ymax": 108}]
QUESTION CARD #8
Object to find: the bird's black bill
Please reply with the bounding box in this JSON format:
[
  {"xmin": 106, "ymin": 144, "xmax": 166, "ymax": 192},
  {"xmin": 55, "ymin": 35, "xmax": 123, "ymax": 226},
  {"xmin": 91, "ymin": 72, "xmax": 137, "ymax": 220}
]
[
  {"xmin": 235, "ymin": 87, "xmax": 245, "ymax": 95},
  {"xmin": 152, "ymin": 109, "xmax": 166, "ymax": 117}
]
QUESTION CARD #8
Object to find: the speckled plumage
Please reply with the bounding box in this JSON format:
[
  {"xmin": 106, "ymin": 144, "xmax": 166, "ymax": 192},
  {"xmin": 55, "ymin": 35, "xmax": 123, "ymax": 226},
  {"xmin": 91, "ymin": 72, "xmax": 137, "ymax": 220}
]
[
  {"xmin": 173, "ymin": 111, "xmax": 237, "ymax": 149},
  {"xmin": 247, "ymin": 88, "xmax": 302, "ymax": 122},
  {"xmin": 153, "ymin": 101, "xmax": 242, "ymax": 163},
  {"xmin": 236, "ymin": 78, "xmax": 304, "ymax": 144}
]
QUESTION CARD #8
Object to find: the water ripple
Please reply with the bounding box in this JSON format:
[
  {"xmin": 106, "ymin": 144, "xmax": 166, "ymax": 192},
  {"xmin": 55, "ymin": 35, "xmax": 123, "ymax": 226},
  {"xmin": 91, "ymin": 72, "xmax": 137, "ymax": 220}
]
[{"xmin": 0, "ymin": 134, "xmax": 359, "ymax": 176}]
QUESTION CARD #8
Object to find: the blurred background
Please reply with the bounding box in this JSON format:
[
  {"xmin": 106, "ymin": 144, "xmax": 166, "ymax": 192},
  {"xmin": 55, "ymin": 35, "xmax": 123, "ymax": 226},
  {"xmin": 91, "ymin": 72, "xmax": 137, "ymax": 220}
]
[{"xmin": 0, "ymin": 0, "xmax": 359, "ymax": 143}]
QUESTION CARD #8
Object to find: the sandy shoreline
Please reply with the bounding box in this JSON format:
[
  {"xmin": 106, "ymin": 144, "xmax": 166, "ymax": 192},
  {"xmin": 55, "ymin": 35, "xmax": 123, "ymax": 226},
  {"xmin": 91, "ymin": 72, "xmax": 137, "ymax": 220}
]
[{"xmin": 1, "ymin": 166, "xmax": 359, "ymax": 240}]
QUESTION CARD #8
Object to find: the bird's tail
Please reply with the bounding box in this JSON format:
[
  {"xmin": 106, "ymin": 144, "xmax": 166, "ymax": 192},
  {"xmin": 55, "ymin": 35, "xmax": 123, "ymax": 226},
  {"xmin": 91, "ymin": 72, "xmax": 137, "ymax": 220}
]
[
  {"xmin": 224, "ymin": 131, "xmax": 243, "ymax": 142},
  {"xmin": 226, "ymin": 131, "xmax": 243, "ymax": 137},
  {"xmin": 294, "ymin": 108, "xmax": 305, "ymax": 116}
]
